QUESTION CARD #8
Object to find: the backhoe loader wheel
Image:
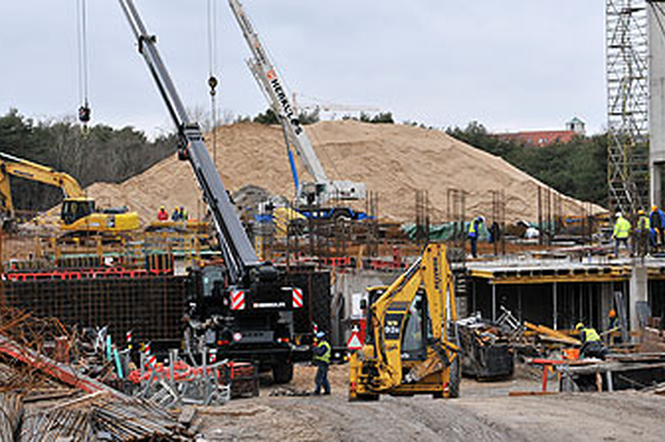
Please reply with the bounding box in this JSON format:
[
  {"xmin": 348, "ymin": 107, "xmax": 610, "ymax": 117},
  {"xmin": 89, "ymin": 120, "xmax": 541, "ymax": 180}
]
[
  {"xmin": 449, "ymin": 356, "xmax": 461, "ymax": 398},
  {"xmin": 352, "ymin": 392, "xmax": 379, "ymax": 402}
]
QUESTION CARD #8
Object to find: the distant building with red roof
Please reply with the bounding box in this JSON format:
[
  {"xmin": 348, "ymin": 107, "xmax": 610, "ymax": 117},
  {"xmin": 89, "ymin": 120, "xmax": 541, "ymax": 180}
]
[{"xmin": 494, "ymin": 117, "xmax": 586, "ymax": 147}]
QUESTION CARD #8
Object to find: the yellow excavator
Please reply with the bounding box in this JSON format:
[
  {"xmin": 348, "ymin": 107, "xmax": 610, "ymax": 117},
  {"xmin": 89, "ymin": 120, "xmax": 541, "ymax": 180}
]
[
  {"xmin": 349, "ymin": 243, "xmax": 461, "ymax": 400},
  {"xmin": 0, "ymin": 152, "xmax": 139, "ymax": 233}
]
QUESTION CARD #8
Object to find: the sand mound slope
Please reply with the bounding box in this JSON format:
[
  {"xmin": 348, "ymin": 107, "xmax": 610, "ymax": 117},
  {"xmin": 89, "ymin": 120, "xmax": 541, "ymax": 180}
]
[{"xmin": 84, "ymin": 120, "xmax": 602, "ymax": 224}]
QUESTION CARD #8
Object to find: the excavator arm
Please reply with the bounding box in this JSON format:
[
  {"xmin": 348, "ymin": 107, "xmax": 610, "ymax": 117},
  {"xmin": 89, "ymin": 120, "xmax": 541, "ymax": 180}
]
[
  {"xmin": 350, "ymin": 243, "xmax": 459, "ymax": 399},
  {"xmin": 0, "ymin": 152, "xmax": 85, "ymax": 218},
  {"xmin": 0, "ymin": 152, "xmax": 84, "ymax": 197},
  {"xmin": 0, "ymin": 151, "xmax": 139, "ymax": 234}
]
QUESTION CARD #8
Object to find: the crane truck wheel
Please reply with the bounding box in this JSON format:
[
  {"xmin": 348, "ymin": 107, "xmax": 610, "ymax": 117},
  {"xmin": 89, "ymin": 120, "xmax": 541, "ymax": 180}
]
[{"xmin": 272, "ymin": 361, "xmax": 294, "ymax": 384}]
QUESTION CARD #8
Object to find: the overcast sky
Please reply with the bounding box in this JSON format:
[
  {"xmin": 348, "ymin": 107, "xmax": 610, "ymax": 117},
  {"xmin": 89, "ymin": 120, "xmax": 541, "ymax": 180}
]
[{"xmin": 0, "ymin": 1, "xmax": 606, "ymax": 137}]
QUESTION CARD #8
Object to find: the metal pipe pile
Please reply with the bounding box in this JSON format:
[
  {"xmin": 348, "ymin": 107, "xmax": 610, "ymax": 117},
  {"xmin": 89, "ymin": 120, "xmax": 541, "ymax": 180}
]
[
  {"xmin": 0, "ymin": 393, "xmax": 22, "ymax": 441},
  {"xmin": 18, "ymin": 397, "xmax": 187, "ymax": 441},
  {"xmin": 20, "ymin": 408, "xmax": 94, "ymax": 441},
  {"xmin": 93, "ymin": 398, "xmax": 184, "ymax": 440}
]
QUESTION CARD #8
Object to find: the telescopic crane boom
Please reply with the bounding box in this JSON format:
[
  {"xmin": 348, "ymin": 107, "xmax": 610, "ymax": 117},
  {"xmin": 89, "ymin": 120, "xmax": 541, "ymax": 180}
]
[
  {"xmin": 119, "ymin": 0, "xmax": 259, "ymax": 283},
  {"xmin": 119, "ymin": 0, "xmax": 302, "ymax": 383},
  {"xmin": 228, "ymin": 0, "xmax": 366, "ymax": 206}
]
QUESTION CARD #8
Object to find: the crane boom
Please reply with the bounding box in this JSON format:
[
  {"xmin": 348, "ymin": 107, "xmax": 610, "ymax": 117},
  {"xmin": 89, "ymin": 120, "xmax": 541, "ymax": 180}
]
[
  {"xmin": 228, "ymin": 0, "xmax": 366, "ymax": 205},
  {"xmin": 229, "ymin": 0, "xmax": 327, "ymax": 183},
  {"xmin": 119, "ymin": 0, "xmax": 259, "ymax": 282}
]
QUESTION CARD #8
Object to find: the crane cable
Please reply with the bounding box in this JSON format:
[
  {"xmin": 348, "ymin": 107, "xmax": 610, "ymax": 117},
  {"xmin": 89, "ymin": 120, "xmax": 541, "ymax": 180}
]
[
  {"xmin": 76, "ymin": 0, "xmax": 91, "ymax": 127},
  {"xmin": 650, "ymin": 3, "xmax": 665, "ymax": 43},
  {"xmin": 207, "ymin": 0, "xmax": 219, "ymax": 164}
]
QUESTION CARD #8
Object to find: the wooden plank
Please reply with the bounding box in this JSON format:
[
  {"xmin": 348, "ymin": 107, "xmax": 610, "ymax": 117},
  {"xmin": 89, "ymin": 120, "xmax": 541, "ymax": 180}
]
[
  {"xmin": 525, "ymin": 322, "xmax": 581, "ymax": 346},
  {"xmin": 508, "ymin": 391, "xmax": 558, "ymax": 397}
]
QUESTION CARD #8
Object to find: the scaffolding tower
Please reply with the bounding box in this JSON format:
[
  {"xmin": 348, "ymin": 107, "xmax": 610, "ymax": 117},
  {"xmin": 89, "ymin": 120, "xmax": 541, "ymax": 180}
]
[{"xmin": 606, "ymin": 0, "xmax": 650, "ymax": 214}]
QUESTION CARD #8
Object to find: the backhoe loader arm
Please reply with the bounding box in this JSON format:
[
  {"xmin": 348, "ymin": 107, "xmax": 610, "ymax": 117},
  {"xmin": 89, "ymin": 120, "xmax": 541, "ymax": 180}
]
[
  {"xmin": 0, "ymin": 152, "xmax": 85, "ymax": 214},
  {"xmin": 368, "ymin": 244, "xmax": 457, "ymax": 391}
]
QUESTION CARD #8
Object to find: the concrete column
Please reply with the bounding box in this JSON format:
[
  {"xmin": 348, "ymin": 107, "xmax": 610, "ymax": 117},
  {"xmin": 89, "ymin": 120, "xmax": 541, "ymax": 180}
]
[
  {"xmin": 650, "ymin": 7, "xmax": 665, "ymax": 207},
  {"xmin": 600, "ymin": 282, "xmax": 614, "ymax": 332},
  {"xmin": 553, "ymin": 282, "xmax": 558, "ymax": 330},
  {"xmin": 630, "ymin": 264, "xmax": 648, "ymax": 334},
  {"xmin": 491, "ymin": 283, "xmax": 497, "ymax": 322}
]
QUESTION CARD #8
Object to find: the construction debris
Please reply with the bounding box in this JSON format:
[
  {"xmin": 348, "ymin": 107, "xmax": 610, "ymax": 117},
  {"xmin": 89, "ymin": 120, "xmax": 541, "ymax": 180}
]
[
  {"xmin": 456, "ymin": 313, "xmax": 514, "ymax": 380},
  {"xmin": 0, "ymin": 306, "xmax": 195, "ymax": 441}
]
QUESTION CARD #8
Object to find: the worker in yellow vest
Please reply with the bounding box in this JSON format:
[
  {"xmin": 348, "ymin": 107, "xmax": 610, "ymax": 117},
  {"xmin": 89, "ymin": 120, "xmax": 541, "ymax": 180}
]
[
  {"xmin": 312, "ymin": 331, "xmax": 331, "ymax": 395},
  {"xmin": 576, "ymin": 322, "xmax": 607, "ymax": 359},
  {"xmin": 612, "ymin": 212, "xmax": 631, "ymax": 257},
  {"xmin": 636, "ymin": 209, "xmax": 651, "ymax": 256},
  {"xmin": 468, "ymin": 216, "xmax": 485, "ymax": 258}
]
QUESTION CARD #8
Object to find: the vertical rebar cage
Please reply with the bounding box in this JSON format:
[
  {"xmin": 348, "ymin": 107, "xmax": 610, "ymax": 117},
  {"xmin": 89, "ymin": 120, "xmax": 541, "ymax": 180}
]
[{"xmin": 607, "ymin": 0, "xmax": 650, "ymax": 214}]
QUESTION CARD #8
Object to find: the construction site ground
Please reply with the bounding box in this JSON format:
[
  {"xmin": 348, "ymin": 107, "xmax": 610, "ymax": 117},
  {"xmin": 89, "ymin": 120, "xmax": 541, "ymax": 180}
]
[{"xmin": 197, "ymin": 363, "xmax": 665, "ymax": 442}]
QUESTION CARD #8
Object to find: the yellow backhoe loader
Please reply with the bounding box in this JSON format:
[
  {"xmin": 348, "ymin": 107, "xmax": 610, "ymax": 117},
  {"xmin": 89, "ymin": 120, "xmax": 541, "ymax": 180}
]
[
  {"xmin": 0, "ymin": 152, "xmax": 139, "ymax": 233},
  {"xmin": 349, "ymin": 243, "xmax": 461, "ymax": 400}
]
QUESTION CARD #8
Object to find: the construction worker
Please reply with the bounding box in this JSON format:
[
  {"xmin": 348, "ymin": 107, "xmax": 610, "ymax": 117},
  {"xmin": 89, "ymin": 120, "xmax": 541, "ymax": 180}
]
[
  {"xmin": 181, "ymin": 206, "xmax": 188, "ymax": 221},
  {"xmin": 612, "ymin": 212, "xmax": 631, "ymax": 257},
  {"xmin": 468, "ymin": 216, "xmax": 485, "ymax": 258},
  {"xmin": 608, "ymin": 309, "xmax": 619, "ymax": 330},
  {"xmin": 171, "ymin": 207, "xmax": 181, "ymax": 222},
  {"xmin": 312, "ymin": 331, "xmax": 331, "ymax": 395},
  {"xmin": 576, "ymin": 322, "xmax": 607, "ymax": 360},
  {"xmin": 157, "ymin": 205, "xmax": 168, "ymax": 221},
  {"xmin": 608, "ymin": 308, "xmax": 622, "ymax": 345},
  {"xmin": 636, "ymin": 209, "xmax": 651, "ymax": 256},
  {"xmin": 650, "ymin": 205, "xmax": 665, "ymax": 251}
]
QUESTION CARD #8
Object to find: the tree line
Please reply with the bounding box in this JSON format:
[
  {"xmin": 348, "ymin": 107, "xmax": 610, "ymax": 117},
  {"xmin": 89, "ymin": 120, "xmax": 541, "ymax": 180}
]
[
  {"xmin": 0, "ymin": 109, "xmax": 177, "ymax": 213},
  {"xmin": 446, "ymin": 121, "xmax": 608, "ymax": 208}
]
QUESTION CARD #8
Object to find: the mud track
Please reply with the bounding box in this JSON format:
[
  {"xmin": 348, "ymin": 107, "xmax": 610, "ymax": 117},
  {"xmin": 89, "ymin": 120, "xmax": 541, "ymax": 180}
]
[{"xmin": 198, "ymin": 365, "xmax": 665, "ymax": 441}]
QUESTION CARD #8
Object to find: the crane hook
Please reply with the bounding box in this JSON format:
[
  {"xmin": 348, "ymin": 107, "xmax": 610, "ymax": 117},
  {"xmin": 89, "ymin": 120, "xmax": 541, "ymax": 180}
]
[
  {"xmin": 78, "ymin": 104, "xmax": 91, "ymax": 124},
  {"xmin": 208, "ymin": 75, "xmax": 218, "ymax": 96}
]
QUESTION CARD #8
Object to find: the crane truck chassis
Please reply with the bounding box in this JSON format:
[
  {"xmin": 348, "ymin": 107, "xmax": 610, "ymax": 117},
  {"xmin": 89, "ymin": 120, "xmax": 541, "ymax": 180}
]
[{"xmin": 349, "ymin": 243, "xmax": 461, "ymax": 400}]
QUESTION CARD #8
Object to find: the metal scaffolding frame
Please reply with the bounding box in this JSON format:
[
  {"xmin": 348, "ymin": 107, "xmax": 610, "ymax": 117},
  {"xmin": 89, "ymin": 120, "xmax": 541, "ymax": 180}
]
[{"xmin": 606, "ymin": 0, "xmax": 650, "ymax": 214}]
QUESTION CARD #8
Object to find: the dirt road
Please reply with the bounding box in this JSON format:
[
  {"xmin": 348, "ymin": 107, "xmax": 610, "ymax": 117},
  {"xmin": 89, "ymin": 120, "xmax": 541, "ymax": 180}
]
[{"xmin": 197, "ymin": 365, "xmax": 665, "ymax": 442}]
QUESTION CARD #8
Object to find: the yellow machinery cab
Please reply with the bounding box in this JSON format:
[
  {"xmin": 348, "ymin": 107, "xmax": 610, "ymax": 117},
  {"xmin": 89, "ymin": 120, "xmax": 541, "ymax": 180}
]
[
  {"xmin": 349, "ymin": 244, "xmax": 460, "ymax": 401},
  {"xmin": 60, "ymin": 197, "xmax": 140, "ymax": 233}
]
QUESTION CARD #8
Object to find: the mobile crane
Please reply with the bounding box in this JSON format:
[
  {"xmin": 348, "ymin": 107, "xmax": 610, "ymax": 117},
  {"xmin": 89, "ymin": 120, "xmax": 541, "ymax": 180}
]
[
  {"xmin": 119, "ymin": 0, "xmax": 302, "ymax": 382},
  {"xmin": 228, "ymin": 0, "xmax": 367, "ymax": 219},
  {"xmin": 0, "ymin": 152, "xmax": 139, "ymax": 233},
  {"xmin": 349, "ymin": 243, "xmax": 461, "ymax": 400}
]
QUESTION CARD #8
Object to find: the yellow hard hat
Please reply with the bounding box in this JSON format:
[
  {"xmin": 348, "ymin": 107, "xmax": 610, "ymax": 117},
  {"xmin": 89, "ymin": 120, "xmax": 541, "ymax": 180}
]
[
  {"xmin": 160, "ymin": 205, "xmax": 165, "ymax": 210},
  {"xmin": 638, "ymin": 209, "xmax": 645, "ymax": 215},
  {"xmin": 575, "ymin": 322, "xmax": 584, "ymax": 331},
  {"xmin": 653, "ymin": 205, "xmax": 658, "ymax": 212}
]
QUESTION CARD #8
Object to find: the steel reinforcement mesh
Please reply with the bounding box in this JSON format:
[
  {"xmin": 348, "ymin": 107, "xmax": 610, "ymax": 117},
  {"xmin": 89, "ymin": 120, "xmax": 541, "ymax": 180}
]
[{"xmin": 2, "ymin": 276, "xmax": 188, "ymax": 343}]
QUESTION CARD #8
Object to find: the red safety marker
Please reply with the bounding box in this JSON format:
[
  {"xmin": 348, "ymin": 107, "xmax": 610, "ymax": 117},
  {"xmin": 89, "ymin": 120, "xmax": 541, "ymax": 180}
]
[{"xmin": 347, "ymin": 331, "xmax": 363, "ymax": 351}]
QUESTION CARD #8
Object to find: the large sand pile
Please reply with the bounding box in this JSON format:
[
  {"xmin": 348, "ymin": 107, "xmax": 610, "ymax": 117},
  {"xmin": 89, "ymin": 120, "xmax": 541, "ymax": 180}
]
[{"xmin": 84, "ymin": 120, "xmax": 602, "ymax": 224}]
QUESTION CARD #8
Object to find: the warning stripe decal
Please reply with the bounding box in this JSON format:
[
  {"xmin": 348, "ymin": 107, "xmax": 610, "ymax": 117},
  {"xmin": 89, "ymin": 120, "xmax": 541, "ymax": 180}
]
[
  {"xmin": 231, "ymin": 290, "xmax": 246, "ymax": 310},
  {"xmin": 292, "ymin": 288, "xmax": 304, "ymax": 308}
]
